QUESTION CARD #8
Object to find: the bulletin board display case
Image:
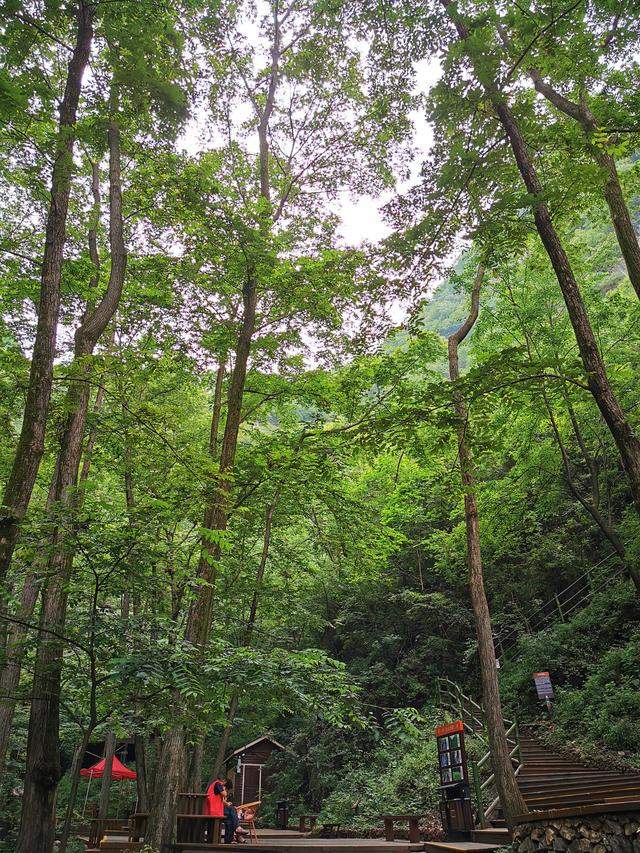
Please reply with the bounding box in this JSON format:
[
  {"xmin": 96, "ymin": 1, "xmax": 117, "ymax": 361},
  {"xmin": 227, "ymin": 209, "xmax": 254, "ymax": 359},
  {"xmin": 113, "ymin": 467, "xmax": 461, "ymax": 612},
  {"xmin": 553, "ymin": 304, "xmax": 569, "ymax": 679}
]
[{"xmin": 435, "ymin": 720, "xmax": 468, "ymax": 786}]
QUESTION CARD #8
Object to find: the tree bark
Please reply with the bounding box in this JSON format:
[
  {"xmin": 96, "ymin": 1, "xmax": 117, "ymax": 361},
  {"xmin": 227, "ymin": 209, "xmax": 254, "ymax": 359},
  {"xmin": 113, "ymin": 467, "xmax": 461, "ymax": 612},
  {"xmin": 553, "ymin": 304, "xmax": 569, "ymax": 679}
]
[
  {"xmin": 145, "ymin": 278, "xmax": 258, "ymax": 848},
  {"xmin": 210, "ymin": 491, "xmax": 280, "ymax": 780},
  {"xmin": 120, "ymin": 438, "xmax": 150, "ymax": 812},
  {"xmin": 187, "ymin": 736, "xmax": 205, "ymax": 791},
  {"xmin": 0, "ymin": 569, "xmax": 40, "ymax": 778},
  {"xmin": 147, "ymin": 725, "xmax": 187, "ymax": 848},
  {"xmin": 444, "ymin": 2, "xmax": 640, "ymax": 521},
  {"xmin": 134, "ymin": 734, "xmax": 149, "ymax": 811},
  {"xmin": 0, "ymin": 1, "xmax": 94, "ymax": 594},
  {"xmin": 526, "ymin": 69, "xmax": 640, "ymax": 301},
  {"xmin": 211, "ymin": 695, "xmax": 239, "ymax": 782},
  {"xmin": 542, "ymin": 391, "xmax": 640, "ymax": 592},
  {"xmin": 98, "ymin": 731, "xmax": 116, "ymax": 820},
  {"xmin": 447, "ymin": 262, "xmax": 528, "ymax": 824},
  {"xmin": 17, "ymin": 116, "xmax": 127, "ymax": 853},
  {"xmin": 0, "ymin": 366, "xmax": 110, "ymax": 779},
  {"xmin": 58, "ymin": 727, "xmax": 94, "ymax": 853}
]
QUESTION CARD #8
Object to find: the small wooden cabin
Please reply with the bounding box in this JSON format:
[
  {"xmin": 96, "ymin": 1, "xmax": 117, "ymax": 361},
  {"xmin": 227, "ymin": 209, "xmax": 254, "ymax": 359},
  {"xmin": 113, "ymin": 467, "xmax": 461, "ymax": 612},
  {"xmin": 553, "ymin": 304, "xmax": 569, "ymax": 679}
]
[{"xmin": 225, "ymin": 736, "xmax": 285, "ymax": 804}]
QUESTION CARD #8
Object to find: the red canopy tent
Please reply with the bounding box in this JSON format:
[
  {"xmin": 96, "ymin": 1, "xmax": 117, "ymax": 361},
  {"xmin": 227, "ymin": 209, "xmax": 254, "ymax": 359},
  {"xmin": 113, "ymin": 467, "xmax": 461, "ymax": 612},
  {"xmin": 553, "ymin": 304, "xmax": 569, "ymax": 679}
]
[
  {"xmin": 80, "ymin": 755, "xmax": 137, "ymax": 817},
  {"xmin": 81, "ymin": 756, "xmax": 137, "ymax": 780}
]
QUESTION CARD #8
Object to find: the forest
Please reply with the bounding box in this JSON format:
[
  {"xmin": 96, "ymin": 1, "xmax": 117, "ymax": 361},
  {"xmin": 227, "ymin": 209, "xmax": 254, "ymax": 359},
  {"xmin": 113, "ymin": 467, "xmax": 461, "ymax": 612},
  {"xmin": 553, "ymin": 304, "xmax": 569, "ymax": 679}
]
[{"xmin": 1, "ymin": 0, "xmax": 640, "ymax": 851}]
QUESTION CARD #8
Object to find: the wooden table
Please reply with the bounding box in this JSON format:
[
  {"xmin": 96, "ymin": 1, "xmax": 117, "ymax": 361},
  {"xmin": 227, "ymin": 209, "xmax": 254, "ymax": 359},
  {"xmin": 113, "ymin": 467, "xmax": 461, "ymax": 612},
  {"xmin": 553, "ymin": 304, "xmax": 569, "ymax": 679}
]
[{"xmin": 379, "ymin": 814, "xmax": 424, "ymax": 844}]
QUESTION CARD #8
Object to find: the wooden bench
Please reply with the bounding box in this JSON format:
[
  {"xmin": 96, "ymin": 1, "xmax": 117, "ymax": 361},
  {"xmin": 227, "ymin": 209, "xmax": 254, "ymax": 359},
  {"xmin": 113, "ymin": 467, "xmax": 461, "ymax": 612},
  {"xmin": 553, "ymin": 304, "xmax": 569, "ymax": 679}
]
[
  {"xmin": 83, "ymin": 818, "xmax": 130, "ymax": 850},
  {"xmin": 159, "ymin": 816, "xmax": 224, "ymax": 850},
  {"xmin": 380, "ymin": 814, "xmax": 424, "ymax": 844},
  {"xmin": 298, "ymin": 813, "xmax": 318, "ymax": 832},
  {"xmin": 129, "ymin": 793, "xmax": 210, "ymax": 842},
  {"xmin": 176, "ymin": 813, "xmax": 223, "ymax": 846}
]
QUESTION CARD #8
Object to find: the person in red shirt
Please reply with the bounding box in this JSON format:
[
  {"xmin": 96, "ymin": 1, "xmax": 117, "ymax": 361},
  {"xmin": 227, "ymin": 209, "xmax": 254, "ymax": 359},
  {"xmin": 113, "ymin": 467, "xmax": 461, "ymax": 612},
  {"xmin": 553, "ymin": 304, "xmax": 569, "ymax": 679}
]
[{"xmin": 205, "ymin": 777, "xmax": 226, "ymax": 819}]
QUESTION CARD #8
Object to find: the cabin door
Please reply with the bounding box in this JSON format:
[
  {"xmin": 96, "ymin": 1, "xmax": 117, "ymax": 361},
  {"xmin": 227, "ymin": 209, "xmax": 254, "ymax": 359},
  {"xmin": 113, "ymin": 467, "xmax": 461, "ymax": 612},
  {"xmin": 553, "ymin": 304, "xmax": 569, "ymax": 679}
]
[{"xmin": 240, "ymin": 763, "xmax": 263, "ymax": 803}]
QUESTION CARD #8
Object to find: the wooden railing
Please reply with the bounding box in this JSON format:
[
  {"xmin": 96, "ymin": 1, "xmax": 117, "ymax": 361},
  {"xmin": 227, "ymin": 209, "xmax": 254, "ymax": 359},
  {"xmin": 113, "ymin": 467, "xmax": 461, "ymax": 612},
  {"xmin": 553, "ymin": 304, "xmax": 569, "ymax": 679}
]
[
  {"xmin": 469, "ymin": 721, "xmax": 522, "ymax": 827},
  {"xmin": 436, "ymin": 677, "xmax": 522, "ymax": 828},
  {"xmin": 436, "ymin": 676, "xmax": 487, "ymax": 738}
]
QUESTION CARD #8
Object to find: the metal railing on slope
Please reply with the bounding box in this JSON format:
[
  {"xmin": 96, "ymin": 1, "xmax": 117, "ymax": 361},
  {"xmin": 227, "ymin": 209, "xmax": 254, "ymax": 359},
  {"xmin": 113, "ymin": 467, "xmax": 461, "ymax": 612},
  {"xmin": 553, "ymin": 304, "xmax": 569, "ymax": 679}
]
[
  {"xmin": 436, "ymin": 677, "xmax": 522, "ymax": 828},
  {"xmin": 493, "ymin": 551, "xmax": 625, "ymax": 661}
]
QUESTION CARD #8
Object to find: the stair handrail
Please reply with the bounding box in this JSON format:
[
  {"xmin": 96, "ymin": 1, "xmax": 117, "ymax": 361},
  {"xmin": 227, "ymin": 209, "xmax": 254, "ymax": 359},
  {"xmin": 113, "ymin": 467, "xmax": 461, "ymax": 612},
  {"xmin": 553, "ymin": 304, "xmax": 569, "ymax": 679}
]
[
  {"xmin": 436, "ymin": 678, "xmax": 522, "ymax": 829},
  {"xmin": 494, "ymin": 551, "xmax": 623, "ymax": 661},
  {"xmin": 436, "ymin": 676, "xmax": 490, "ymax": 736},
  {"xmin": 470, "ymin": 720, "xmax": 522, "ymax": 828}
]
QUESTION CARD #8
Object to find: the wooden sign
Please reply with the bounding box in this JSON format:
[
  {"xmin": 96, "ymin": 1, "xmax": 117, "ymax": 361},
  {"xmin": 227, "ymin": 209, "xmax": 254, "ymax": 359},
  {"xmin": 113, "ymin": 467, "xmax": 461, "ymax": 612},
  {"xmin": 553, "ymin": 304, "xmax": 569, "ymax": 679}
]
[
  {"xmin": 533, "ymin": 671, "xmax": 554, "ymax": 700},
  {"xmin": 435, "ymin": 720, "xmax": 467, "ymax": 785}
]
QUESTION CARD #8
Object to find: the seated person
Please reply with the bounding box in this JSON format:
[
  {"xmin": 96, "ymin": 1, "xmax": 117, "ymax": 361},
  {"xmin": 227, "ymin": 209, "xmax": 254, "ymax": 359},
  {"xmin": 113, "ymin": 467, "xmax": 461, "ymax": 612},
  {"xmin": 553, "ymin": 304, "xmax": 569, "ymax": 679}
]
[{"xmin": 223, "ymin": 780, "xmax": 249, "ymax": 843}]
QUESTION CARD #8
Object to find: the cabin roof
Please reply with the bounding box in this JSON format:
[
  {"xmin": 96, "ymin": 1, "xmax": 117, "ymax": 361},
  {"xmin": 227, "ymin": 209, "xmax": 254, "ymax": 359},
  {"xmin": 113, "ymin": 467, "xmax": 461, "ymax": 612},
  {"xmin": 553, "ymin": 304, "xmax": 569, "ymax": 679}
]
[{"xmin": 227, "ymin": 735, "xmax": 285, "ymax": 760}]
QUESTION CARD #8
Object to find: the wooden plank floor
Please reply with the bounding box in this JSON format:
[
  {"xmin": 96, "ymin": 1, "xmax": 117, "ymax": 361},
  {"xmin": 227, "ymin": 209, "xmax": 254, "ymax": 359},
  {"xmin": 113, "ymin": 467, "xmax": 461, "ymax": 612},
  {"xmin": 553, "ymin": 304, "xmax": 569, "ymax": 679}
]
[
  {"xmin": 97, "ymin": 833, "xmax": 426, "ymax": 852},
  {"xmin": 424, "ymin": 844, "xmax": 501, "ymax": 852}
]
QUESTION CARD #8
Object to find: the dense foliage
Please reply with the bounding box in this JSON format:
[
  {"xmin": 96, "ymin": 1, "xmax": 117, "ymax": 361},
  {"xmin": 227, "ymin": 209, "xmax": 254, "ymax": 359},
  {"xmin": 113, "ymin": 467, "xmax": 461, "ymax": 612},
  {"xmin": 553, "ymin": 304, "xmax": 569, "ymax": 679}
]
[{"xmin": 1, "ymin": 0, "xmax": 640, "ymax": 849}]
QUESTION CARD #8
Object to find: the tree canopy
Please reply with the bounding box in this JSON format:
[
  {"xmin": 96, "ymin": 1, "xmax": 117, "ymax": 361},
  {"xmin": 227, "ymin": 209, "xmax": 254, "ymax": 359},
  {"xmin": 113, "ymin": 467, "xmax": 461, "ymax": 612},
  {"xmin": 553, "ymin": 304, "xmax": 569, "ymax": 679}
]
[{"xmin": 1, "ymin": 0, "xmax": 640, "ymax": 849}]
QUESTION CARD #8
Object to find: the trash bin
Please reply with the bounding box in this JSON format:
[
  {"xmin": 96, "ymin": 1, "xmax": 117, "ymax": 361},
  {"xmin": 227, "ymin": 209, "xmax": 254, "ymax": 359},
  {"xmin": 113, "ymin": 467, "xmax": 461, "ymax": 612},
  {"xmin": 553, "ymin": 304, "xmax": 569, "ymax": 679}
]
[
  {"xmin": 437, "ymin": 781, "xmax": 473, "ymax": 839},
  {"xmin": 276, "ymin": 799, "xmax": 289, "ymax": 830}
]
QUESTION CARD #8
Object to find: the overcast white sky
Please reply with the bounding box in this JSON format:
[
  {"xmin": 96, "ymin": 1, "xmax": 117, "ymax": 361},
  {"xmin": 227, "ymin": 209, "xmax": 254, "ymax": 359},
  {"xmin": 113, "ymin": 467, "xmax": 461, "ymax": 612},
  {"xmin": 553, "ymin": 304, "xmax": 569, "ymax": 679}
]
[
  {"xmin": 336, "ymin": 91, "xmax": 437, "ymax": 246},
  {"xmin": 176, "ymin": 1, "xmax": 442, "ymax": 251}
]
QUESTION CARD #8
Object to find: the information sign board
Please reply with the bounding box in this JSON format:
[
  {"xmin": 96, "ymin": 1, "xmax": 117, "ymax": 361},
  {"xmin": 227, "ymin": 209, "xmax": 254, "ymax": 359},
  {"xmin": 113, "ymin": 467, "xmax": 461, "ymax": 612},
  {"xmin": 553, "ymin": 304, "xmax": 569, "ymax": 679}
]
[
  {"xmin": 435, "ymin": 720, "xmax": 468, "ymax": 785},
  {"xmin": 533, "ymin": 671, "xmax": 554, "ymax": 700}
]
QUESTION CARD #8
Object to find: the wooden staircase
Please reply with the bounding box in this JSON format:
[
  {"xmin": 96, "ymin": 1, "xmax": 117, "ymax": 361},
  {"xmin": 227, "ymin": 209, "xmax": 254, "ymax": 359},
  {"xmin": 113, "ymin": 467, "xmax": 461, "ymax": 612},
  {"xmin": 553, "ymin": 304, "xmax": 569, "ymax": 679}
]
[
  {"xmin": 435, "ymin": 680, "xmax": 640, "ymax": 852},
  {"xmin": 516, "ymin": 734, "xmax": 640, "ymax": 812},
  {"xmin": 427, "ymin": 735, "xmax": 640, "ymax": 852}
]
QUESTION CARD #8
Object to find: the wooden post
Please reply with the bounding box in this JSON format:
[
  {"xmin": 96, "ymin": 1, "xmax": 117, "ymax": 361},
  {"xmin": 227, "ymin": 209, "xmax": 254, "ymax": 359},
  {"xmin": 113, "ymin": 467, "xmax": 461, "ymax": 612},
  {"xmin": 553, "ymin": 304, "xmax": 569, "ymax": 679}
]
[
  {"xmin": 383, "ymin": 817, "xmax": 394, "ymax": 842},
  {"xmin": 470, "ymin": 760, "xmax": 487, "ymax": 829},
  {"xmin": 554, "ymin": 593, "xmax": 565, "ymax": 622},
  {"xmin": 408, "ymin": 817, "xmax": 420, "ymax": 844}
]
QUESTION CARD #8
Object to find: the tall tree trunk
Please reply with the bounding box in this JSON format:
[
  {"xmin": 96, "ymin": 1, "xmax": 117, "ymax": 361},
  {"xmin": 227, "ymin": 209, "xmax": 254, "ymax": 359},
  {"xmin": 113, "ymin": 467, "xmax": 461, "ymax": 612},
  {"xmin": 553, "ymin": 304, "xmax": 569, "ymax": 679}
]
[
  {"xmin": 146, "ymin": 279, "xmax": 258, "ymax": 848},
  {"xmin": 120, "ymin": 440, "xmax": 150, "ymax": 812},
  {"xmin": 210, "ymin": 360, "xmax": 226, "ymax": 459},
  {"xmin": 538, "ymin": 385, "xmax": 639, "ymax": 592},
  {"xmin": 444, "ymin": 2, "xmax": 640, "ymax": 519},
  {"xmin": 525, "ymin": 69, "xmax": 640, "ymax": 301},
  {"xmin": 0, "ymin": 369, "xmax": 109, "ymax": 779},
  {"xmin": 98, "ymin": 731, "xmax": 116, "ymax": 820},
  {"xmin": 210, "ymin": 492, "xmax": 279, "ymax": 780},
  {"xmin": 146, "ymin": 12, "xmax": 281, "ymax": 842},
  {"xmin": 210, "ymin": 695, "xmax": 239, "ymax": 783},
  {"xmin": 0, "ymin": 570, "xmax": 40, "ymax": 778},
  {"xmin": 447, "ymin": 262, "xmax": 528, "ymax": 824},
  {"xmin": 58, "ymin": 726, "xmax": 94, "ymax": 853},
  {"xmin": 514, "ymin": 314, "xmax": 639, "ymax": 592},
  {"xmin": 188, "ymin": 736, "xmax": 206, "ymax": 791},
  {"xmin": 134, "ymin": 733, "xmax": 149, "ymax": 811},
  {"xmin": 0, "ymin": 1, "xmax": 94, "ymax": 594},
  {"xmin": 16, "ymin": 116, "xmax": 127, "ymax": 853},
  {"xmin": 147, "ymin": 725, "xmax": 187, "ymax": 847}
]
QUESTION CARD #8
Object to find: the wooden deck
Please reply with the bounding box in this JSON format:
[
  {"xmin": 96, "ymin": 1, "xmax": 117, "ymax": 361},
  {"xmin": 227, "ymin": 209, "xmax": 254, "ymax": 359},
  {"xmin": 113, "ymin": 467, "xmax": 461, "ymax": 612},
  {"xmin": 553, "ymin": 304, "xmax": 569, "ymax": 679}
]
[{"xmin": 96, "ymin": 830, "xmax": 427, "ymax": 852}]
